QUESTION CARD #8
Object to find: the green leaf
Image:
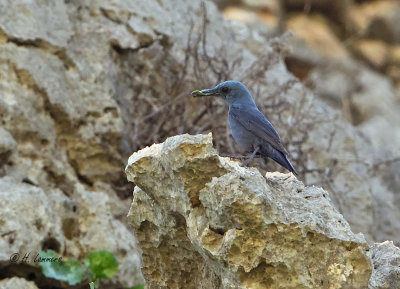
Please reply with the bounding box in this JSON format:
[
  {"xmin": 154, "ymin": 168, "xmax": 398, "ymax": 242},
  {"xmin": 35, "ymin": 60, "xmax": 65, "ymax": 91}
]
[
  {"xmin": 39, "ymin": 250, "xmax": 83, "ymax": 285},
  {"xmin": 83, "ymin": 250, "xmax": 118, "ymax": 281},
  {"xmin": 129, "ymin": 285, "xmax": 145, "ymax": 289}
]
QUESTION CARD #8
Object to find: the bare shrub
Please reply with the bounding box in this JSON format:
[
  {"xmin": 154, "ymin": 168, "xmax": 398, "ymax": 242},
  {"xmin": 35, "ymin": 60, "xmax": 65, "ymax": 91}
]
[{"xmin": 113, "ymin": 2, "xmax": 398, "ymax": 201}]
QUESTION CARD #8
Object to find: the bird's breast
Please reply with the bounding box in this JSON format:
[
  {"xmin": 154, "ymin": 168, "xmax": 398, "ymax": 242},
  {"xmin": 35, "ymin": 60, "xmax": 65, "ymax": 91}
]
[{"xmin": 228, "ymin": 111, "xmax": 256, "ymax": 152}]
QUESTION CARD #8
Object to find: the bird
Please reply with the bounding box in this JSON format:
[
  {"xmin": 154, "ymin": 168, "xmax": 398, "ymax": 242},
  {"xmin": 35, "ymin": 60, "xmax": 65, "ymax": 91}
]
[{"xmin": 191, "ymin": 80, "xmax": 297, "ymax": 175}]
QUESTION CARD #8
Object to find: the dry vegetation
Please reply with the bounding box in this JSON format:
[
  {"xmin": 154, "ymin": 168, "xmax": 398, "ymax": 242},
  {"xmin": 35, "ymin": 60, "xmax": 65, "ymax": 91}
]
[
  {"xmin": 111, "ymin": 2, "xmax": 398, "ymax": 201},
  {"xmin": 112, "ymin": 3, "xmax": 328, "ymax": 181}
]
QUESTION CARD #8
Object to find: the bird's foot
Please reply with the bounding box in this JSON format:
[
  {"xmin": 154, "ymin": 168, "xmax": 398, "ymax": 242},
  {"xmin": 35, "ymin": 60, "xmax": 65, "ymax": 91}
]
[
  {"xmin": 241, "ymin": 158, "xmax": 252, "ymax": 167},
  {"xmin": 240, "ymin": 147, "xmax": 261, "ymax": 167}
]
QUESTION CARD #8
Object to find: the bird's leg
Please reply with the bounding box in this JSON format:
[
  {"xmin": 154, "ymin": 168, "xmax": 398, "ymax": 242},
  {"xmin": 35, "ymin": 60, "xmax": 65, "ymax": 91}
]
[
  {"xmin": 221, "ymin": 154, "xmax": 262, "ymax": 160},
  {"xmin": 242, "ymin": 146, "xmax": 260, "ymax": 166}
]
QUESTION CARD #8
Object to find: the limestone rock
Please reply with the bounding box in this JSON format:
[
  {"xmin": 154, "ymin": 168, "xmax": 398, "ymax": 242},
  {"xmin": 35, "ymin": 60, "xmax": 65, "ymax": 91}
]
[
  {"xmin": 351, "ymin": 40, "xmax": 390, "ymax": 69},
  {"xmin": 223, "ymin": 6, "xmax": 278, "ymax": 28},
  {"xmin": 388, "ymin": 45, "xmax": 400, "ymax": 84},
  {"xmin": 0, "ymin": 0, "xmax": 72, "ymax": 47},
  {"xmin": 0, "ymin": 0, "xmax": 399, "ymax": 286},
  {"xmin": 126, "ymin": 133, "xmax": 372, "ymax": 289},
  {"xmin": 349, "ymin": 0, "xmax": 400, "ymax": 44},
  {"xmin": 0, "ymin": 177, "xmax": 64, "ymax": 261},
  {"xmin": 287, "ymin": 14, "xmax": 349, "ymax": 60},
  {"xmin": 368, "ymin": 241, "xmax": 400, "ymax": 289},
  {"xmin": 284, "ymin": 0, "xmax": 352, "ymax": 30},
  {"xmin": 0, "ymin": 177, "xmax": 144, "ymax": 287},
  {"xmin": 242, "ymin": 0, "xmax": 279, "ymax": 13},
  {"xmin": 0, "ymin": 277, "xmax": 39, "ymax": 289},
  {"xmin": 309, "ymin": 61, "xmax": 399, "ymax": 127},
  {"xmin": 0, "ymin": 127, "xmax": 16, "ymax": 165},
  {"xmin": 224, "ymin": 6, "xmax": 261, "ymax": 24}
]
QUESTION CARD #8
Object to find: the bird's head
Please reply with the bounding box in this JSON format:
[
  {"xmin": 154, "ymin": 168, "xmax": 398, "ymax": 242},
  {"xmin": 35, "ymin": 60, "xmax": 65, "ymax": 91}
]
[{"xmin": 192, "ymin": 80, "xmax": 256, "ymax": 106}]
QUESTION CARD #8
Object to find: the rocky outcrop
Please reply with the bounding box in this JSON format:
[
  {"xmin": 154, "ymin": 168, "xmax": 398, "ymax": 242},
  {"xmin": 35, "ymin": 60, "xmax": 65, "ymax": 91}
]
[
  {"xmin": 368, "ymin": 241, "xmax": 400, "ymax": 289},
  {"xmin": 0, "ymin": 176, "xmax": 143, "ymax": 287},
  {"xmin": 126, "ymin": 133, "xmax": 373, "ymax": 289},
  {"xmin": 1, "ymin": 0, "xmax": 399, "ymax": 287}
]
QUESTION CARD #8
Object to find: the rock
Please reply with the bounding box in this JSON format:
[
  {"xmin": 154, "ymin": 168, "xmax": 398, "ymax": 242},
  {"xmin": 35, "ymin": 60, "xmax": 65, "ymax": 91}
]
[
  {"xmin": 70, "ymin": 184, "xmax": 144, "ymax": 287},
  {"xmin": 390, "ymin": 45, "xmax": 400, "ymax": 65},
  {"xmin": 287, "ymin": 14, "xmax": 349, "ymax": 60},
  {"xmin": 126, "ymin": 133, "xmax": 372, "ymax": 289},
  {"xmin": 351, "ymin": 40, "xmax": 390, "ymax": 70},
  {"xmin": 349, "ymin": 0, "xmax": 400, "ymax": 44},
  {"xmin": 0, "ymin": 1, "xmax": 72, "ymax": 47},
  {"xmin": 257, "ymin": 11, "xmax": 279, "ymax": 27},
  {"xmin": 223, "ymin": 6, "xmax": 278, "ymax": 30},
  {"xmin": 369, "ymin": 241, "xmax": 400, "ymax": 289},
  {"xmin": 387, "ymin": 45, "xmax": 400, "ymax": 84},
  {"xmin": 283, "ymin": 0, "xmax": 352, "ymax": 28},
  {"xmin": 0, "ymin": 176, "xmax": 144, "ymax": 287},
  {"xmin": 306, "ymin": 60, "xmax": 400, "ymax": 243},
  {"xmin": 0, "ymin": 277, "xmax": 39, "ymax": 289},
  {"xmin": 242, "ymin": 0, "xmax": 279, "ymax": 13},
  {"xmin": 223, "ymin": 6, "xmax": 260, "ymax": 23},
  {"xmin": 0, "ymin": 127, "xmax": 16, "ymax": 165},
  {"xmin": 0, "ymin": 0, "xmax": 399, "ymax": 286},
  {"xmin": 0, "ymin": 177, "xmax": 64, "ymax": 261},
  {"xmin": 309, "ymin": 61, "xmax": 399, "ymax": 126}
]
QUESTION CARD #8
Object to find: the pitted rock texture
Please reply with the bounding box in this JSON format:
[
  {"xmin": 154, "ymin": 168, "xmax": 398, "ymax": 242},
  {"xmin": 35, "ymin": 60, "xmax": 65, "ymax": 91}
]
[
  {"xmin": 368, "ymin": 241, "xmax": 400, "ymax": 289},
  {"xmin": 126, "ymin": 133, "xmax": 372, "ymax": 289},
  {"xmin": 0, "ymin": 177, "xmax": 143, "ymax": 287},
  {"xmin": 1, "ymin": 0, "xmax": 399, "ymax": 286}
]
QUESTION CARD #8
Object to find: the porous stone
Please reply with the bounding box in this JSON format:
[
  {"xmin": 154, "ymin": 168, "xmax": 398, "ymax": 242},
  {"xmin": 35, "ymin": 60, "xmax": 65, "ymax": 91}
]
[
  {"xmin": 368, "ymin": 241, "xmax": 400, "ymax": 289},
  {"xmin": 0, "ymin": 176, "xmax": 143, "ymax": 287},
  {"xmin": 0, "ymin": 0, "xmax": 72, "ymax": 47},
  {"xmin": 1, "ymin": 0, "xmax": 399, "ymax": 286},
  {"xmin": 126, "ymin": 133, "xmax": 372, "ymax": 289},
  {"xmin": 0, "ymin": 127, "xmax": 16, "ymax": 165}
]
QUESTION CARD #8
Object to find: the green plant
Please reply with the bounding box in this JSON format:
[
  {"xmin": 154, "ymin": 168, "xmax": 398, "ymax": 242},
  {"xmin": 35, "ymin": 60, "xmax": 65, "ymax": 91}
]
[
  {"xmin": 39, "ymin": 250, "xmax": 83, "ymax": 286},
  {"xmin": 129, "ymin": 285, "xmax": 145, "ymax": 289},
  {"xmin": 84, "ymin": 250, "xmax": 118, "ymax": 288},
  {"xmin": 39, "ymin": 249, "xmax": 120, "ymax": 288}
]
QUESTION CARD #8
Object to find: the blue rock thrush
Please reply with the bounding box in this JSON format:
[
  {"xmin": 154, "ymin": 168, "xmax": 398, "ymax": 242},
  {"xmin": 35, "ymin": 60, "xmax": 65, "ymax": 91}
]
[{"xmin": 192, "ymin": 80, "xmax": 297, "ymax": 175}]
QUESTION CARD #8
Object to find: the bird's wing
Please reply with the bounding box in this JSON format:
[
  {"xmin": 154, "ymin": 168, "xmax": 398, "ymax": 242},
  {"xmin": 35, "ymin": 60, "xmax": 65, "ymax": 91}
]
[{"xmin": 229, "ymin": 105, "xmax": 288, "ymax": 155}]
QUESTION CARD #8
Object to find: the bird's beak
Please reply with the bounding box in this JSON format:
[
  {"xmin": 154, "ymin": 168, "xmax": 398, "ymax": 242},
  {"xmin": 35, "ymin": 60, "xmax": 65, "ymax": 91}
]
[{"xmin": 191, "ymin": 88, "xmax": 218, "ymax": 97}]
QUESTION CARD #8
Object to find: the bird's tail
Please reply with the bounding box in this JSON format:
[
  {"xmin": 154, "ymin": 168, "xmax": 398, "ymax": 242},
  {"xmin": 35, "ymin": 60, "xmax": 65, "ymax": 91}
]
[
  {"xmin": 282, "ymin": 154, "xmax": 298, "ymax": 175},
  {"xmin": 268, "ymin": 149, "xmax": 298, "ymax": 175},
  {"xmin": 260, "ymin": 144, "xmax": 298, "ymax": 175}
]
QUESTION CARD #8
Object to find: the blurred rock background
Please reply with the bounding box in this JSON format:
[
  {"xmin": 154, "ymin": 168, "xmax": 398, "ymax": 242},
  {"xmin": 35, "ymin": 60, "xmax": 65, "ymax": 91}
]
[{"xmin": 0, "ymin": 0, "xmax": 399, "ymax": 288}]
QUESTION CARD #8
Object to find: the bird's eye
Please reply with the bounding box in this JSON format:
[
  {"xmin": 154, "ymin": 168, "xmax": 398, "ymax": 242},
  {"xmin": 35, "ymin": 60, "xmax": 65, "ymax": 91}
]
[{"xmin": 221, "ymin": 87, "xmax": 229, "ymax": 93}]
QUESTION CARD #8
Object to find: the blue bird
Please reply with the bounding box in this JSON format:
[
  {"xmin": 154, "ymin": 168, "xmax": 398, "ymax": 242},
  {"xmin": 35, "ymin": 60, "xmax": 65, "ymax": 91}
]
[{"xmin": 192, "ymin": 80, "xmax": 297, "ymax": 175}]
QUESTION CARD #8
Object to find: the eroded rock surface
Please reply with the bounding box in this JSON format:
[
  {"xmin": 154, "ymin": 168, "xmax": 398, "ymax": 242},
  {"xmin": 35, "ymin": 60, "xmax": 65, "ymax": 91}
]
[
  {"xmin": 126, "ymin": 133, "xmax": 372, "ymax": 289},
  {"xmin": 1, "ymin": 0, "xmax": 399, "ymax": 286},
  {"xmin": 0, "ymin": 177, "xmax": 143, "ymax": 287},
  {"xmin": 0, "ymin": 277, "xmax": 39, "ymax": 289},
  {"xmin": 368, "ymin": 241, "xmax": 400, "ymax": 289}
]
